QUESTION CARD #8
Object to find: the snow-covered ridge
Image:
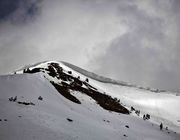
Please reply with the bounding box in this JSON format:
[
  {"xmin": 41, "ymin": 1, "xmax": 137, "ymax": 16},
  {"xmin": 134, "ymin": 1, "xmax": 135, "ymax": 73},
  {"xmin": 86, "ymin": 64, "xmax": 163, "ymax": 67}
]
[
  {"xmin": 62, "ymin": 61, "xmax": 134, "ymax": 87},
  {"xmin": 16, "ymin": 61, "xmax": 180, "ymax": 126},
  {"xmin": 15, "ymin": 61, "xmax": 180, "ymax": 129},
  {"xmin": 16, "ymin": 60, "xmax": 171, "ymax": 94},
  {"xmin": 0, "ymin": 60, "xmax": 180, "ymax": 139},
  {"xmin": 0, "ymin": 73, "xmax": 179, "ymax": 140},
  {"xmin": 16, "ymin": 61, "xmax": 130, "ymax": 114},
  {"xmin": 62, "ymin": 61, "xmax": 170, "ymax": 93}
]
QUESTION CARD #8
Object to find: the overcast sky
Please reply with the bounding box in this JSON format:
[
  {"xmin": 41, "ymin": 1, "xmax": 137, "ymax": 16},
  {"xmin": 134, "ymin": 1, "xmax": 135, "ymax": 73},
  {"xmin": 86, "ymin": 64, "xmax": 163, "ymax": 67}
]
[{"xmin": 0, "ymin": 0, "xmax": 180, "ymax": 92}]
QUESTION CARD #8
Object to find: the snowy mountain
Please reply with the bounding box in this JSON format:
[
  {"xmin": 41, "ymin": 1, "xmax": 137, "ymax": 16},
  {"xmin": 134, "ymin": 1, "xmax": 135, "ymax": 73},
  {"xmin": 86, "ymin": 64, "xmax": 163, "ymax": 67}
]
[{"xmin": 0, "ymin": 61, "xmax": 180, "ymax": 140}]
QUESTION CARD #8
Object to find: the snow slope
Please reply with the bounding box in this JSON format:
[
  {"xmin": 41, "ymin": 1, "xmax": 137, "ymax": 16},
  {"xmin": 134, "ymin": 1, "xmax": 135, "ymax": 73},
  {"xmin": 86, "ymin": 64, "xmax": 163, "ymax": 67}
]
[
  {"xmin": 62, "ymin": 61, "xmax": 180, "ymax": 132},
  {"xmin": 0, "ymin": 61, "xmax": 179, "ymax": 140}
]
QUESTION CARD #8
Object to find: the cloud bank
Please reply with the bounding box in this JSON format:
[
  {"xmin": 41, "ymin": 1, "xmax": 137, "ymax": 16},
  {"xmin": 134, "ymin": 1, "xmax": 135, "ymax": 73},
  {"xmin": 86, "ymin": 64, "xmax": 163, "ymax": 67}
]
[{"xmin": 0, "ymin": 0, "xmax": 180, "ymax": 92}]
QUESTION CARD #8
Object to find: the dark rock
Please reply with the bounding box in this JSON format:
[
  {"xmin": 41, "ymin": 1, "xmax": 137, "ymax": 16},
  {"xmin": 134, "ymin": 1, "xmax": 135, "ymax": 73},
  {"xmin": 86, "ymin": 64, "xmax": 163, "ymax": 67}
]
[
  {"xmin": 135, "ymin": 110, "xmax": 140, "ymax": 116},
  {"xmin": 103, "ymin": 119, "xmax": 110, "ymax": 123},
  {"xmin": 67, "ymin": 118, "xmax": 73, "ymax": 122},
  {"xmin": 125, "ymin": 125, "xmax": 129, "ymax": 128},
  {"xmin": 146, "ymin": 114, "xmax": 150, "ymax": 120},
  {"xmin": 17, "ymin": 101, "xmax": 35, "ymax": 106},
  {"xmin": 68, "ymin": 71, "xmax": 72, "ymax": 74},
  {"xmin": 123, "ymin": 134, "xmax": 127, "ymax": 137},
  {"xmin": 131, "ymin": 106, "xmax": 135, "ymax": 111},
  {"xmin": 51, "ymin": 81, "xmax": 81, "ymax": 104},
  {"xmin": 9, "ymin": 97, "xmax": 13, "ymax": 101},
  {"xmin": 9, "ymin": 96, "xmax": 17, "ymax": 102},
  {"xmin": 85, "ymin": 78, "xmax": 89, "ymax": 82},
  {"xmin": 38, "ymin": 96, "xmax": 43, "ymax": 101}
]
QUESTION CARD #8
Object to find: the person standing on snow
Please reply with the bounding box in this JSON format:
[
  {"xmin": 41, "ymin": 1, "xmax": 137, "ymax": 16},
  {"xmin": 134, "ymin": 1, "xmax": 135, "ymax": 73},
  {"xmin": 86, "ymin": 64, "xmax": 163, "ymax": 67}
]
[{"xmin": 160, "ymin": 123, "xmax": 163, "ymax": 130}]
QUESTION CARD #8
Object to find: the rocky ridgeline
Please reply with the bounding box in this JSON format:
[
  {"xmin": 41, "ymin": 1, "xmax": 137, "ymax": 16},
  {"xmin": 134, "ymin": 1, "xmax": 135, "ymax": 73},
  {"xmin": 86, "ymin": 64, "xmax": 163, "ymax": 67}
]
[{"xmin": 23, "ymin": 62, "xmax": 130, "ymax": 114}]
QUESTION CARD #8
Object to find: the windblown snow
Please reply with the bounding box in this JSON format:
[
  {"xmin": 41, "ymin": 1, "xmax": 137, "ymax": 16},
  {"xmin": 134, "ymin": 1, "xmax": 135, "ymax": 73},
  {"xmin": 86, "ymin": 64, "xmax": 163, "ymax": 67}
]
[{"xmin": 0, "ymin": 61, "xmax": 179, "ymax": 140}]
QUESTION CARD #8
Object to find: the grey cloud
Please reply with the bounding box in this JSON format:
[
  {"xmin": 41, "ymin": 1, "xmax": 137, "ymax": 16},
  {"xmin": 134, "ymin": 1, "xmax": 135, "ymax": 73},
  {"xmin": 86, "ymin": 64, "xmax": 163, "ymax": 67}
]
[
  {"xmin": 0, "ymin": 0, "xmax": 180, "ymax": 92},
  {"xmin": 0, "ymin": 0, "xmax": 41, "ymax": 24},
  {"xmin": 0, "ymin": 0, "xmax": 125, "ymax": 74},
  {"xmin": 0, "ymin": 43, "xmax": 41, "ymax": 74},
  {"xmin": 0, "ymin": 0, "xmax": 18, "ymax": 20},
  {"xmin": 88, "ymin": 0, "xmax": 180, "ymax": 92}
]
